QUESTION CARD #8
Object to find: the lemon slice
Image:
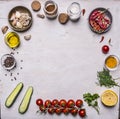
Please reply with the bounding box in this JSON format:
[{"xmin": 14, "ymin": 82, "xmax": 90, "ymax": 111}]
[{"xmin": 101, "ymin": 90, "xmax": 118, "ymax": 106}]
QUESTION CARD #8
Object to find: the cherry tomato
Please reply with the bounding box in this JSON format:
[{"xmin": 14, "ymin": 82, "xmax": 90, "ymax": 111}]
[
  {"xmin": 55, "ymin": 108, "xmax": 62, "ymax": 115},
  {"xmin": 67, "ymin": 99, "xmax": 75, "ymax": 108},
  {"xmin": 45, "ymin": 100, "xmax": 52, "ymax": 108},
  {"xmin": 36, "ymin": 99, "xmax": 43, "ymax": 106},
  {"xmin": 59, "ymin": 99, "xmax": 67, "ymax": 107},
  {"xmin": 52, "ymin": 99, "xmax": 59, "ymax": 107},
  {"xmin": 76, "ymin": 99, "xmax": 83, "ymax": 108},
  {"xmin": 48, "ymin": 108, "xmax": 55, "ymax": 114},
  {"xmin": 71, "ymin": 108, "xmax": 78, "ymax": 116},
  {"xmin": 63, "ymin": 108, "xmax": 70, "ymax": 115},
  {"xmin": 102, "ymin": 45, "xmax": 109, "ymax": 54},
  {"xmin": 39, "ymin": 105, "xmax": 46, "ymax": 112},
  {"xmin": 79, "ymin": 109, "xmax": 86, "ymax": 117}
]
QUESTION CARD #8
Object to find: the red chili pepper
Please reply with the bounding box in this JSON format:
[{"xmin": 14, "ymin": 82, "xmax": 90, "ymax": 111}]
[
  {"xmin": 82, "ymin": 9, "xmax": 86, "ymax": 16},
  {"xmin": 108, "ymin": 38, "xmax": 112, "ymax": 46},
  {"xmin": 99, "ymin": 36, "xmax": 104, "ymax": 43}
]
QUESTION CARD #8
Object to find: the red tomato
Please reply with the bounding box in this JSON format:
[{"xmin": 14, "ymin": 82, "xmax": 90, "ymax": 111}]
[
  {"xmin": 45, "ymin": 100, "xmax": 52, "ymax": 108},
  {"xmin": 67, "ymin": 99, "xmax": 75, "ymax": 108},
  {"xmin": 48, "ymin": 108, "xmax": 55, "ymax": 114},
  {"xmin": 55, "ymin": 108, "xmax": 62, "ymax": 115},
  {"xmin": 79, "ymin": 109, "xmax": 86, "ymax": 117},
  {"xmin": 52, "ymin": 99, "xmax": 59, "ymax": 107},
  {"xmin": 71, "ymin": 108, "xmax": 78, "ymax": 115},
  {"xmin": 76, "ymin": 99, "xmax": 83, "ymax": 108},
  {"xmin": 59, "ymin": 99, "xmax": 67, "ymax": 107},
  {"xmin": 63, "ymin": 108, "xmax": 70, "ymax": 115},
  {"xmin": 39, "ymin": 105, "xmax": 46, "ymax": 112},
  {"xmin": 102, "ymin": 45, "xmax": 109, "ymax": 54},
  {"xmin": 36, "ymin": 99, "xmax": 43, "ymax": 106}
]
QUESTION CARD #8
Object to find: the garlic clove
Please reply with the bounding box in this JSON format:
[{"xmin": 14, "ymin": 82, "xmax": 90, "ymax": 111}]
[
  {"xmin": 16, "ymin": 22, "xmax": 23, "ymax": 28},
  {"xmin": 12, "ymin": 19, "xmax": 17, "ymax": 27},
  {"xmin": 24, "ymin": 35, "xmax": 31, "ymax": 41},
  {"xmin": 37, "ymin": 14, "xmax": 45, "ymax": 19},
  {"xmin": 15, "ymin": 11, "xmax": 21, "ymax": 18},
  {"xmin": 10, "ymin": 13, "xmax": 16, "ymax": 21},
  {"xmin": 1, "ymin": 26, "xmax": 9, "ymax": 34}
]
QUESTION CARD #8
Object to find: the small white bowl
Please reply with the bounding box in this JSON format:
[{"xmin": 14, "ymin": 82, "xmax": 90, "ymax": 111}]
[
  {"xmin": 104, "ymin": 55, "xmax": 120, "ymax": 71},
  {"xmin": 1, "ymin": 54, "xmax": 16, "ymax": 70}
]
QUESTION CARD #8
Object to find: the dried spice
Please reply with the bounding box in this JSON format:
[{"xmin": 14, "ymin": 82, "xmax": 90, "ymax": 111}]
[
  {"xmin": 99, "ymin": 36, "xmax": 104, "ymax": 43},
  {"xmin": 108, "ymin": 38, "xmax": 112, "ymax": 46},
  {"xmin": 14, "ymin": 77, "xmax": 17, "ymax": 80},
  {"xmin": 10, "ymin": 73, "xmax": 13, "ymax": 76},
  {"xmin": 58, "ymin": 13, "xmax": 69, "ymax": 24},
  {"xmin": 82, "ymin": 9, "xmax": 86, "ymax": 16},
  {"xmin": 20, "ymin": 67, "xmax": 23, "ymax": 69},
  {"xmin": 17, "ymin": 73, "xmax": 19, "ymax": 75},
  {"xmin": 11, "ymin": 79, "xmax": 13, "ymax": 81},
  {"xmin": 4, "ymin": 56, "xmax": 14, "ymax": 68},
  {"xmin": 31, "ymin": 0, "xmax": 41, "ymax": 11},
  {"xmin": 20, "ymin": 60, "xmax": 23, "ymax": 62},
  {"xmin": 10, "ymin": 52, "xmax": 14, "ymax": 55}
]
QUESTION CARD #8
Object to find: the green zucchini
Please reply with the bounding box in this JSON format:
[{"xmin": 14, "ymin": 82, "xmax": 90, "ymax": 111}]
[
  {"xmin": 18, "ymin": 86, "xmax": 33, "ymax": 114},
  {"xmin": 5, "ymin": 82, "xmax": 23, "ymax": 108}
]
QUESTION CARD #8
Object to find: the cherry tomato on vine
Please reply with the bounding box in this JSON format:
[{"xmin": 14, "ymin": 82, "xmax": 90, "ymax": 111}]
[
  {"xmin": 48, "ymin": 108, "xmax": 55, "ymax": 114},
  {"xmin": 45, "ymin": 100, "xmax": 52, "ymax": 108},
  {"xmin": 67, "ymin": 99, "xmax": 75, "ymax": 108},
  {"xmin": 70, "ymin": 108, "xmax": 78, "ymax": 116},
  {"xmin": 63, "ymin": 108, "xmax": 70, "ymax": 115},
  {"xmin": 52, "ymin": 99, "xmax": 59, "ymax": 107},
  {"xmin": 76, "ymin": 99, "xmax": 83, "ymax": 108},
  {"xmin": 59, "ymin": 99, "xmax": 67, "ymax": 107},
  {"xmin": 102, "ymin": 45, "xmax": 109, "ymax": 54},
  {"xmin": 55, "ymin": 108, "xmax": 62, "ymax": 115},
  {"xmin": 36, "ymin": 99, "xmax": 43, "ymax": 106},
  {"xmin": 79, "ymin": 109, "xmax": 86, "ymax": 117},
  {"xmin": 39, "ymin": 105, "xmax": 46, "ymax": 112}
]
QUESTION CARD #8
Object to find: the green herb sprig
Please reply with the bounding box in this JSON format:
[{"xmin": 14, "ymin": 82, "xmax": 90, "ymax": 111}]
[
  {"xmin": 97, "ymin": 68, "xmax": 120, "ymax": 88},
  {"xmin": 83, "ymin": 93, "xmax": 100, "ymax": 114}
]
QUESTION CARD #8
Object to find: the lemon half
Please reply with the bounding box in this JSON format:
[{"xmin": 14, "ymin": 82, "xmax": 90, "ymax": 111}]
[{"xmin": 101, "ymin": 90, "xmax": 118, "ymax": 106}]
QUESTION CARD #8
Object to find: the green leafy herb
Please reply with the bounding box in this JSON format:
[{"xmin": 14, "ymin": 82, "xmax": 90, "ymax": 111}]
[
  {"xmin": 97, "ymin": 68, "xmax": 120, "ymax": 88},
  {"xmin": 83, "ymin": 93, "xmax": 100, "ymax": 114}
]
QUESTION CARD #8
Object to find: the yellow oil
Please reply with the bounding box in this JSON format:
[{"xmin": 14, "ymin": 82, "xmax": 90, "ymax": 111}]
[
  {"xmin": 5, "ymin": 32, "xmax": 20, "ymax": 48},
  {"xmin": 105, "ymin": 56, "xmax": 117, "ymax": 69}
]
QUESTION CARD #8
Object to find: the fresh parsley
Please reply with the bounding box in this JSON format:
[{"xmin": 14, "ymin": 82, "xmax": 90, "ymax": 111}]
[
  {"xmin": 97, "ymin": 68, "xmax": 120, "ymax": 88},
  {"xmin": 83, "ymin": 93, "xmax": 100, "ymax": 114}
]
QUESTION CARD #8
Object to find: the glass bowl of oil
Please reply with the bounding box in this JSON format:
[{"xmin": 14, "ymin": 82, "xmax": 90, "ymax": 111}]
[
  {"xmin": 4, "ymin": 32, "xmax": 20, "ymax": 49},
  {"xmin": 104, "ymin": 55, "xmax": 120, "ymax": 71},
  {"xmin": 1, "ymin": 54, "xmax": 16, "ymax": 70}
]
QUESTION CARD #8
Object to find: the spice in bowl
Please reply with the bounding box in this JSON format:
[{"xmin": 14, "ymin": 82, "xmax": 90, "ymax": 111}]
[
  {"xmin": 1, "ymin": 54, "xmax": 16, "ymax": 70},
  {"xmin": 67, "ymin": 2, "xmax": 81, "ymax": 21},
  {"xmin": 43, "ymin": 0, "xmax": 58, "ymax": 19},
  {"xmin": 5, "ymin": 32, "xmax": 20, "ymax": 49},
  {"xmin": 105, "ymin": 55, "xmax": 119, "ymax": 71}
]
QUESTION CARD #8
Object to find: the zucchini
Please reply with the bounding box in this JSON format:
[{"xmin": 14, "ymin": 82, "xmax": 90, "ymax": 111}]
[
  {"xmin": 18, "ymin": 86, "xmax": 33, "ymax": 114},
  {"xmin": 5, "ymin": 82, "xmax": 23, "ymax": 108}
]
